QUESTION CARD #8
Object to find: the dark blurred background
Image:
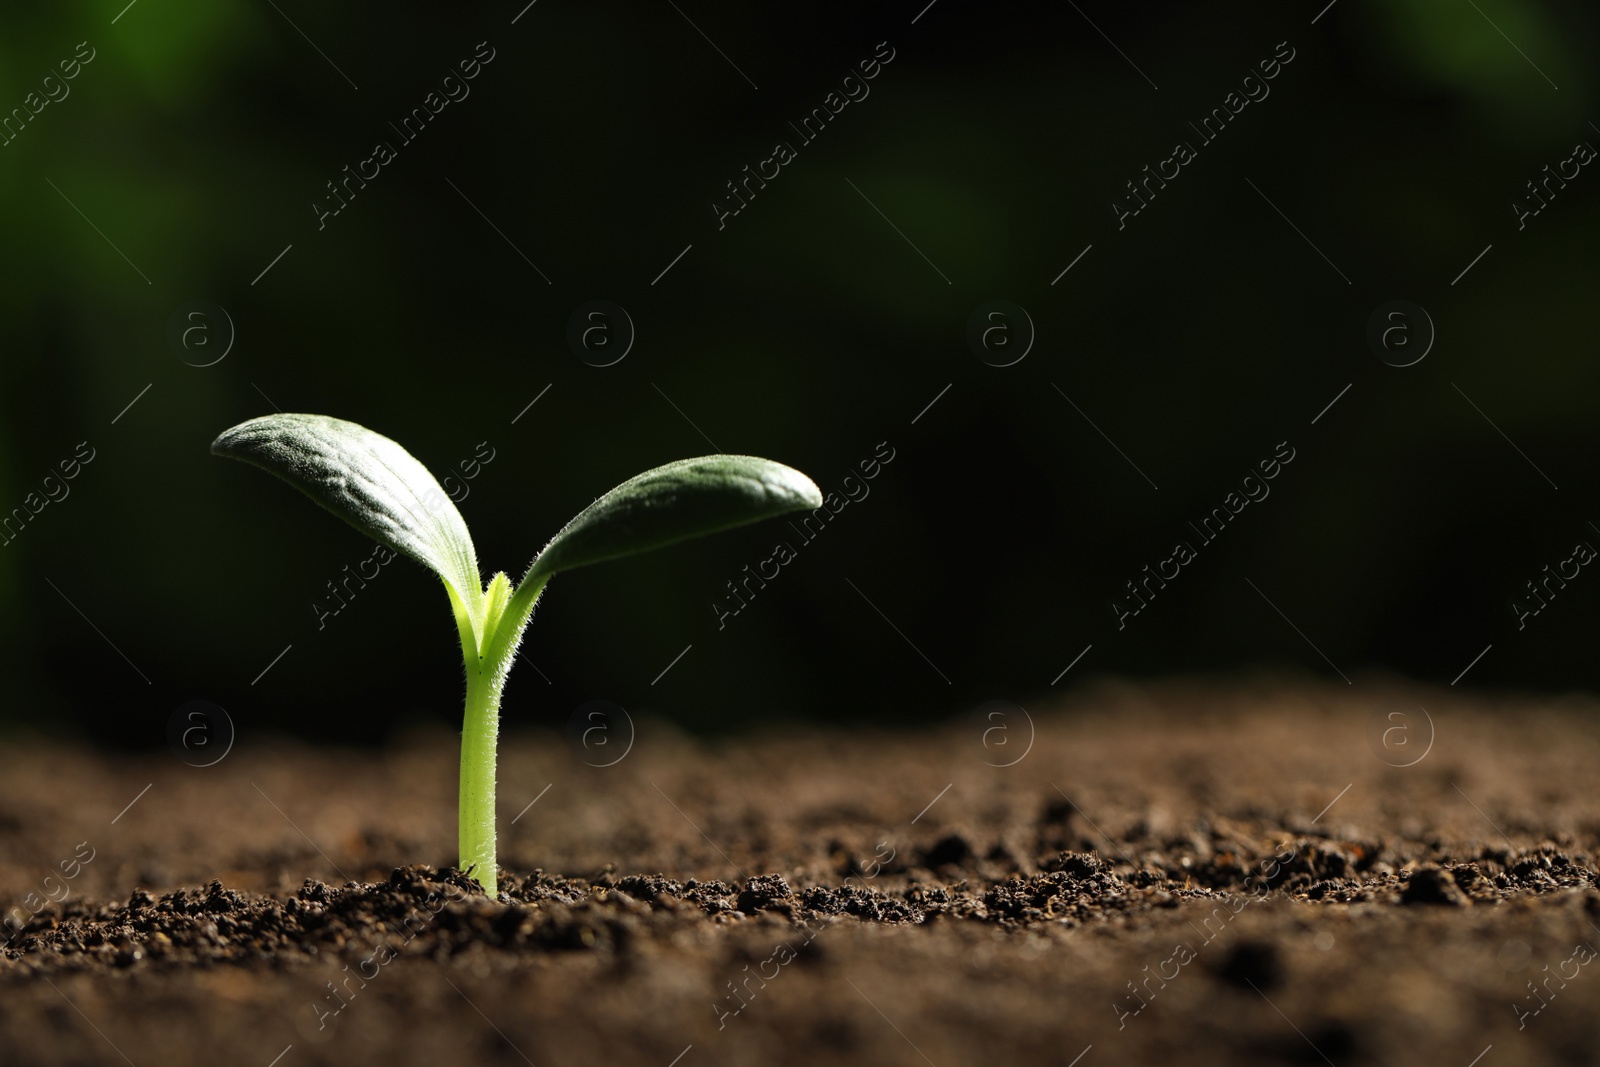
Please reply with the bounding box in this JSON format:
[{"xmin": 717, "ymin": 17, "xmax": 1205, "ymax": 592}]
[{"xmin": 0, "ymin": 0, "xmax": 1596, "ymax": 746}]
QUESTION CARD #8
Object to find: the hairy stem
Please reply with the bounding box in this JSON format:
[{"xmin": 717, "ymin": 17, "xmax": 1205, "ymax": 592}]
[
  {"xmin": 458, "ymin": 660, "xmax": 502, "ymax": 896},
  {"xmin": 456, "ymin": 574, "xmax": 546, "ymax": 897}
]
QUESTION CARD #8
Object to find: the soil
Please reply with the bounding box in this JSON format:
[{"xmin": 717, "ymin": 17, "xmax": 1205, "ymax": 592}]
[{"xmin": 3, "ymin": 678, "xmax": 1599, "ymax": 1066}]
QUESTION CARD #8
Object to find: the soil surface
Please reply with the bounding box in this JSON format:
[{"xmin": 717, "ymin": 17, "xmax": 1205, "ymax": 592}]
[{"xmin": 3, "ymin": 678, "xmax": 1599, "ymax": 1066}]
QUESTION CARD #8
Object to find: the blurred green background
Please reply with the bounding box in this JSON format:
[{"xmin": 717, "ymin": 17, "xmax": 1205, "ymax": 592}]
[{"xmin": 0, "ymin": 0, "xmax": 1596, "ymax": 746}]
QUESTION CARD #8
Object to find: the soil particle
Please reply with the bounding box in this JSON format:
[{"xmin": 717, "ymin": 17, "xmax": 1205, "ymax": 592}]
[
  {"xmin": 736, "ymin": 875, "xmax": 794, "ymax": 915},
  {"xmin": 1401, "ymin": 865, "xmax": 1471, "ymax": 906}
]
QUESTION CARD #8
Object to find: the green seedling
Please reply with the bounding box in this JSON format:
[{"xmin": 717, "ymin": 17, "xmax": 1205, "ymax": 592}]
[{"xmin": 212, "ymin": 413, "xmax": 822, "ymax": 895}]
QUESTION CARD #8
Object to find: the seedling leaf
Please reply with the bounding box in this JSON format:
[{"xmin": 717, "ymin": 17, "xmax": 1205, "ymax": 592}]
[
  {"xmin": 524, "ymin": 455, "xmax": 824, "ymax": 585},
  {"xmin": 211, "ymin": 413, "xmax": 485, "ymax": 635}
]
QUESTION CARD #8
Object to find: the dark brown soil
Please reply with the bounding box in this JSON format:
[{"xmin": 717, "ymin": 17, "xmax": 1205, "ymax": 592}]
[{"xmin": 4, "ymin": 678, "xmax": 1599, "ymax": 1066}]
